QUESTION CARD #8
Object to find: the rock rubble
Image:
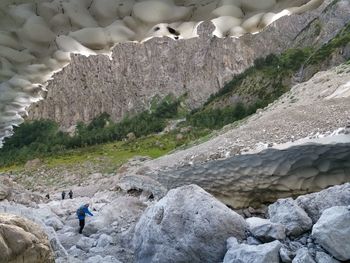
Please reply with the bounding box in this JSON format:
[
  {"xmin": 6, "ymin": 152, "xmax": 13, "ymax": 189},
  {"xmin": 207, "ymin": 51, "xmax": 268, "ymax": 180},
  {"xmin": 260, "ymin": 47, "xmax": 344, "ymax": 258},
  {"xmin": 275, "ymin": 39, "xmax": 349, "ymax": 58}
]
[{"xmin": 0, "ymin": 172, "xmax": 349, "ymax": 263}]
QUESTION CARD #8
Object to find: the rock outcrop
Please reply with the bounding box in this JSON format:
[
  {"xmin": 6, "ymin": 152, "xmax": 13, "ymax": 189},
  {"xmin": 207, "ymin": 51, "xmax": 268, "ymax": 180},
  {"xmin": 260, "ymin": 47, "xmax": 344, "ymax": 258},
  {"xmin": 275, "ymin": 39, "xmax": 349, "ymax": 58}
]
[
  {"xmin": 0, "ymin": 213, "xmax": 54, "ymax": 263},
  {"xmin": 133, "ymin": 184, "xmax": 247, "ymax": 263}
]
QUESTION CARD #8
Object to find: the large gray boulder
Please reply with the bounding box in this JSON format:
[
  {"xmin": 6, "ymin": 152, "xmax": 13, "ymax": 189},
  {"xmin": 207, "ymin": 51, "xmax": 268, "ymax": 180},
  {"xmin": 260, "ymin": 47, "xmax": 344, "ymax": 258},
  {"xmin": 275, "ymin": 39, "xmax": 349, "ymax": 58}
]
[
  {"xmin": 223, "ymin": 238, "xmax": 282, "ymax": 263},
  {"xmin": 268, "ymin": 198, "xmax": 312, "ymax": 237},
  {"xmin": 292, "ymin": 248, "xmax": 315, "ymax": 263},
  {"xmin": 312, "ymin": 206, "xmax": 350, "ymax": 261},
  {"xmin": 76, "ymin": 236, "xmax": 95, "ymax": 252},
  {"xmin": 315, "ymin": 252, "xmax": 340, "ymax": 263},
  {"xmin": 83, "ymin": 196, "xmax": 146, "ymax": 236},
  {"xmin": 246, "ymin": 217, "xmax": 286, "ymax": 242},
  {"xmin": 296, "ymin": 183, "xmax": 350, "ymax": 223},
  {"xmin": 133, "ymin": 184, "xmax": 247, "ymax": 263}
]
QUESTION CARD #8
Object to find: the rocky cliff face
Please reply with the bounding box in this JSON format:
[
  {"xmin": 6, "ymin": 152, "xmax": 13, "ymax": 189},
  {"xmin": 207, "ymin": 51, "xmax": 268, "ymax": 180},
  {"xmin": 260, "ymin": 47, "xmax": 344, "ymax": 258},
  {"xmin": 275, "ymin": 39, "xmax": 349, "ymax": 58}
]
[{"xmin": 27, "ymin": 0, "xmax": 350, "ymax": 129}]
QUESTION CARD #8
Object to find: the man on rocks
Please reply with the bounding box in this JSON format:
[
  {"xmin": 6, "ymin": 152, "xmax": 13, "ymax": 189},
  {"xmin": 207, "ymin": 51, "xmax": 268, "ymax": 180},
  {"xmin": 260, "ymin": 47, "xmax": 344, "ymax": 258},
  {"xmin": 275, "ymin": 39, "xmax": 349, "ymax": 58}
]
[
  {"xmin": 76, "ymin": 204, "xmax": 94, "ymax": 234},
  {"xmin": 61, "ymin": 191, "xmax": 66, "ymax": 200},
  {"xmin": 68, "ymin": 190, "xmax": 73, "ymax": 199}
]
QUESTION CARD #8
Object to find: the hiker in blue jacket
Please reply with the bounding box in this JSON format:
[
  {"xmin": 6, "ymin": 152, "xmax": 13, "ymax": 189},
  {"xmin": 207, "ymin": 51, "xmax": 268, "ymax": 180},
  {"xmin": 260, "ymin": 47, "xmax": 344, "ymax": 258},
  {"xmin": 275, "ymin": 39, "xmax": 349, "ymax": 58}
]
[{"xmin": 76, "ymin": 204, "xmax": 93, "ymax": 234}]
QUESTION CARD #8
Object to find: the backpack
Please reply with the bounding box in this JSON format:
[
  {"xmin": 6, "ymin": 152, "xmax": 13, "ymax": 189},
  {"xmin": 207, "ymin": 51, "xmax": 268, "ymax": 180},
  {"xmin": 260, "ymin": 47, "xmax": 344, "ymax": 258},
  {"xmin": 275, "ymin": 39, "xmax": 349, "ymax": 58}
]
[{"xmin": 77, "ymin": 207, "xmax": 85, "ymax": 217}]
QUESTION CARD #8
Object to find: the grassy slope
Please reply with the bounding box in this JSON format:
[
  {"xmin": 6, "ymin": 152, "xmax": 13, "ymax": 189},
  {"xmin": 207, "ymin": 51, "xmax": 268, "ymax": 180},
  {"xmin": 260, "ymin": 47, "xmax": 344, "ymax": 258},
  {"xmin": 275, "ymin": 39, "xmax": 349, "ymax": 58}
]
[{"xmin": 0, "ymin": 130, "xmax": 209, "ymax": 175}]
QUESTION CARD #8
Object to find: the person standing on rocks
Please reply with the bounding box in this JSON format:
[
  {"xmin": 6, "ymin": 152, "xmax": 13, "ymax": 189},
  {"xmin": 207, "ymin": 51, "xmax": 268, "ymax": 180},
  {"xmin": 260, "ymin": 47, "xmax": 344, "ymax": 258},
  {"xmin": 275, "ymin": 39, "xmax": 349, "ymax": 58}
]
[
  {"xmin": 76, "ymin": 204, "xmax": 93, "ymax": 234},
  {"xmin": 68, "ymin": 190, "xmax": 73, "ymax": 199},
  {"xmin": 61, "ymin": 191, "xmax": 66, "ymax": 200}
]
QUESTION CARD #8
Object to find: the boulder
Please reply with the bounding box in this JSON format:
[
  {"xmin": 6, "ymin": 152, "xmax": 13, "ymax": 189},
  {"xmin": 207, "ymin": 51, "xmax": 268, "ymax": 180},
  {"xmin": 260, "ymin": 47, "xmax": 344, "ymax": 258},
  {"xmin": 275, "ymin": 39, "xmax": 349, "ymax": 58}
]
[
  {"xmin": 96, "ymin": 233, "xmax": 113, "ymax": 248},
  {"xmin": 117, "ymin": 174, "xmax": 167, "ymax": 200},
  {"xmin": 0, "ymin": 176, "xmax": 12, "ymax": 201},
  {"xmin": 312, "ymin": 206, "xmax": 350, "ymax": 261},
  {"xmin": 84, "ymin": 196, "xmax": 145, "ymax": 236},
  {"xmin": 67, "ymin": 245, "xmax": 85, "ymax": 258},
  {"xmin": 133, "ymin": 184, "xmax": 247, "ymax": 263},
  {"xmin": 76, "ymin": 236, "xmax": 95, "ymax": 252},
  {"xmin": 223, "ymin": 238, "xmax": 282, "ymax": 263},
  {"xmin": 292, "ymin": 248, "xmax": 315, "ymax": 263},
  {"xmin": 280, "ymin": 246, "xmax": 293, "ymax": 263},
  {"xmin": 44, "ymin": 217, "xmax": 64, "ymax": 231},
  {"xmin": 268, "ymin": 198, "xmax": 312, "ymax": 237},
  {"xmin": 0, "ymin": 176, "xmax": 43, "ymax": 205},
  {"xmin": 296, "ymin": 183, "xmax": 350, "ymax": 223},
  {"xmin": 126, "ymin": 132, "xmax": 136, "ymax": 141},
  {"xmin": 0, "ymin": 213, "xmax": 54, "ymax": 263},
  {"xmin": 24, "ymin": 158, "xmax": 42, "ymax": 170},
  {"xmin": 246, "ymin": 217, "xmax": 286, "ymax": 242},
  {"xmin": 247, "ymin": 236, "xmax": 262, "ymax": 245},
  {"xmin": 315, "ymin": 252, "xmax": 340, "ymax": 263},
  {"xmin": 0, "ymin": 184, "xmax": 10, "ymax": 200},
  {"xmin": 85, "ymin": 255, "xmax": 122, "ymax": 263}
]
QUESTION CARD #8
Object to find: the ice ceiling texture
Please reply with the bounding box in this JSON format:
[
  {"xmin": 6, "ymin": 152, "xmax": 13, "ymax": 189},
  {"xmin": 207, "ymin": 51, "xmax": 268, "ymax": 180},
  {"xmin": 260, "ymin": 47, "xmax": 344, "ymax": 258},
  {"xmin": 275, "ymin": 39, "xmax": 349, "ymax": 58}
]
[{"xmin": 0, "ymin": 0, "xmax": 323, "ymax": 145}]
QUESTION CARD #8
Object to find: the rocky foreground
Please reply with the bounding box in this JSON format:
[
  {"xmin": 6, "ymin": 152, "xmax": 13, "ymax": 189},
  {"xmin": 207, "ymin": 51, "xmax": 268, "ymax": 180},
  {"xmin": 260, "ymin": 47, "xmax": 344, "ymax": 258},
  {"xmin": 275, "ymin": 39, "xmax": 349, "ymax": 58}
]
[{"xmin": 0, "ymin": 174, "xmax": 349, "ymax": 263}]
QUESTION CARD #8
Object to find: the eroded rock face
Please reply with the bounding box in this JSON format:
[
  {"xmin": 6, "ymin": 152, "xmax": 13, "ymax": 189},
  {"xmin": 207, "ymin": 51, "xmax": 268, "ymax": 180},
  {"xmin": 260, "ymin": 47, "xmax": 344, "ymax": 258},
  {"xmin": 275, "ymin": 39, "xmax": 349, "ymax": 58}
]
[
  {"xmin": 133, "ymin": 184, "xmax": 247, "ymax": 263},
  {"xmin": 0, "ymin": 213, "xmax": 54, "ymax": 263},
  {"xmin": 312, "ymin": 206, "xmax": 350, "ymax": 261}
]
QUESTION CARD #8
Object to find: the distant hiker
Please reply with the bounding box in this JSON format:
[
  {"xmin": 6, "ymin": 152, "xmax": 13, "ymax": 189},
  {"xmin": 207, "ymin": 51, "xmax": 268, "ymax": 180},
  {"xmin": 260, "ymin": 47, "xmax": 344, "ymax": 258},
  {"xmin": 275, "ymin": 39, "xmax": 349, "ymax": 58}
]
[
  {"xmin": 68, "ymin": 190, "xmax": 73, "ymax": 199},
  {"xmin": 76, "ymin": 204, "xmax": 93, "ymax": 234},
  {"xmin": 61, "ymin": 191, "xmax": 66, "ymax": 200},
  {"xmin": 45, "ymin": 193, "xmax": 50, "ymax": 199}
]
